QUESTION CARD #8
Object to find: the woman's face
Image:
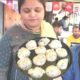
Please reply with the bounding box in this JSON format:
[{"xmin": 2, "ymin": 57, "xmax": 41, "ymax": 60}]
[{"xmin": 20, "ymin": 0, "xmax": 45, "ymax": 29}]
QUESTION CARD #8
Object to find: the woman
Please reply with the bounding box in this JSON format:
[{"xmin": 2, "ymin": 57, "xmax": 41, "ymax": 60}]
[{"xmin": 0, "ymin": 0, "xmax": 56, "ymax": 80}]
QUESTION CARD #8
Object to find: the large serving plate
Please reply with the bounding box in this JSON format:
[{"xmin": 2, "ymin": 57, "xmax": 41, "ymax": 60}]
[{"xmin": 16, "ymin": 37, "xmax": 72, "ymax": 80}]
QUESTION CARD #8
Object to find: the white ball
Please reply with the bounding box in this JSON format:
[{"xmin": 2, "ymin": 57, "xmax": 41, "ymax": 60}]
[{"xmin": 17, "ymin": 57, "xmax": 32, "ymax": 70}]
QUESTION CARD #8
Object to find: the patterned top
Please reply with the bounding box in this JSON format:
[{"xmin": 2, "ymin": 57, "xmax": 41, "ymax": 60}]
[{"xmin": 0, "ymin": 24, "xmax": 40, "ymax": 80}]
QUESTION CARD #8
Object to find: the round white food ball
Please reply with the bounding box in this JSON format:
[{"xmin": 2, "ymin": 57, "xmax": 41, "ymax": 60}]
[
  {"xmin": 33, "ymin": 54, "xmax": 46, "ymax": 66},
  {"xmin": 53, "ymin": 76, "xmax": 63, "ymax": 80},
  {"xmin": 56, "ymin": 48, "xmax": 68, "ymax": 58},
  {"xmin": 57, "ymin": 58, "xmax": 68, "ymax": 70},
  {"xmin": 26, "ymin": 40, "xmax": 37, "ymax": 50},
  {"xmin": 49, "ymin": 40, "xmax": 62, "ymax": 49},
  {"xmin": 46, "ymin": 49, "xmax": 57, "ymax": 62},
  {"xmin": 38, "ymin": 38, "xmax": 50, "ymax": 46},
  {"xmin": 46, "ymin": 65, "xmax": 61, "ymax": 78},
  {"xmin": 17, "ymin": 57, "xmax": 32, "ymax": 70},
  {"xmin": 28, "ymin": 67, "xmax": 45, "ymax": 78},
  {"xmin": 35, "ymin": 46, "xmax": 46, "ymax": 55},
  {"xmin": 17, "ymin": 47, "xmax": 31, "ymax": 59}
]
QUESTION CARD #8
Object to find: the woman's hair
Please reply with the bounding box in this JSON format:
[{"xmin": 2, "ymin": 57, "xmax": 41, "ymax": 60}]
[{"xmin": 18, "ymin": 0, "xmax": 46, "ymax": 13}]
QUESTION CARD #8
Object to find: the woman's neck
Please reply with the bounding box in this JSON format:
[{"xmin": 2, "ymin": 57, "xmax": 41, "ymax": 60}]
[{"xmin": 19, "ymin": 22, "xmax": 41, "ymax": 33}]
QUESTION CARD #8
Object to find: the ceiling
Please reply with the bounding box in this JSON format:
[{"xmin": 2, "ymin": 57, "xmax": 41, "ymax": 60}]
[
  {"xmin": 0, "ymin": 0, "xmax": 80, "ymax": 3},
  {"xmin": 64, "ymin": 0, "xmax": 80, "ymax": 2},
  {"xmin": 47, "ymin": 0, "xmax": 80, "ymax": 2}
]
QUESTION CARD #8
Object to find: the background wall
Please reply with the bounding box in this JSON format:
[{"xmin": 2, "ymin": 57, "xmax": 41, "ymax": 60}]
[
  {"xmin": 0, "ymin": 2, "xmax": 4, "ymax": 38},
  {"xmin": 4, "ymin": 4, "xmax": 20, "ymax": 31}
]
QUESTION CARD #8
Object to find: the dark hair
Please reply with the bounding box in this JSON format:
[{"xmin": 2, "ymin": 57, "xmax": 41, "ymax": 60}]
[
  {"xmin": 72, "ymin": 24, "xmax": 80, "ymax": 30},
  {"xmin": 52, "ymin": 22, "xmax": 61, "ymax": 28},
  {"xmin": 55, "ymin": 17, "xmax": 58, "ymax": 21},
  {"xmin": 62, "ymin": 16, "xmax": 68, "ymax": 20},
  {"xmin": 73, "ymin": 24, "xmax": 79, "ymax": 28},
  {"xmin": 18, "ymin": 0, "xmax": 46, "ymax": 13}
]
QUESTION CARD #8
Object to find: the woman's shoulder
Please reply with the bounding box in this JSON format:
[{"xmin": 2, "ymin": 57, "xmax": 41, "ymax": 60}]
[
  {"xmin": 4, "ymin": 24, "xmax": 21, "ymax": 35},
  {"xmin": 42, "ymin": 20, "xmax": 52, "ymax": 27},
  {"xmin": 1, "ymin": 24, "xmax": 21, "ymax": 40}
]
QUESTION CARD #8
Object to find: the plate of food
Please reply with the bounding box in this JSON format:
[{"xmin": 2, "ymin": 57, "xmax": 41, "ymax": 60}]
[{"xmin": 16, "ymin": 37, "xmax": 72, "ymax": 80}]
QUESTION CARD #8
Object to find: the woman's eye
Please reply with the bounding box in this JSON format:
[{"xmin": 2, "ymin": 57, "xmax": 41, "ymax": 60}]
[
  {"xmin": 22, "ymin": 8, "xmax": 42, "ymax": 13},
  {"xmin": 35, "ymin": 8, "xmax": 42, "ymax": 13},
  {"xmin": 23, "ymin": 9, "xmax": 31, "ymax": 13}
]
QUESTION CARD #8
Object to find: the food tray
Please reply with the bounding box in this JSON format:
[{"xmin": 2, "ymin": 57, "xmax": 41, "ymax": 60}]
[{"xmin": 16, "ymin": 37, "xmax": 72, "ymax": 80}]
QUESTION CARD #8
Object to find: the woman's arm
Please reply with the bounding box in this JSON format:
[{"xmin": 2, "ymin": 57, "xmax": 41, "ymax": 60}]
[{"xmin": 0, "ymin": 34, "xmax": 12, "ymax": 80}]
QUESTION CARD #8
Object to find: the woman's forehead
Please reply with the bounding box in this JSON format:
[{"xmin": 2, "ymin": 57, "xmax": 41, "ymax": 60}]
[
  {"xmin": 24, "ymin": 0, "xmax": 40, "ymax": 4},
  {"xmin": 20, "ymin": 0, "xmax": 44, "ymax": 10}
]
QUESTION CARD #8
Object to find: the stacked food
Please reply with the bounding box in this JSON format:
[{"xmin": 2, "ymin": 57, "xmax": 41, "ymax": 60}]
[{"xmin": 16, "ymin": 37, "xmax": 72, "ymax": 80}]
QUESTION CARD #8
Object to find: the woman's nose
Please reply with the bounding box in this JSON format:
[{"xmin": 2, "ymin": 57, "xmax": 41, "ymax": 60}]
[{"xmin": 30, "ymin": 10, "xmax": 36, "ymax": 17}]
